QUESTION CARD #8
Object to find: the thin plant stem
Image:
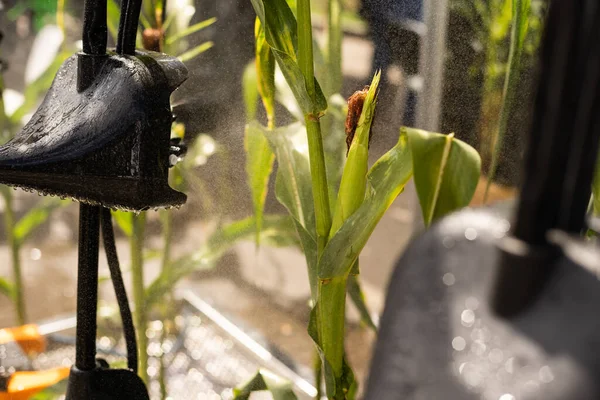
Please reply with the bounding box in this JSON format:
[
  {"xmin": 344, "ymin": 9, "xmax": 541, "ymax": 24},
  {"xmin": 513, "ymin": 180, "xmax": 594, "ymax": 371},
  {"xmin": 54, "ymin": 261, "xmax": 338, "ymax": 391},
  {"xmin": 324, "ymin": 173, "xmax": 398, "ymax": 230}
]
[
  {"xmin": 327, "ymin": 0, "xmax": 342, "ymax": 96},
  {"xmin": 158, "ymin": 209, "xmax": 172, "ymax": 399},
  {"xmin": 484, "ymin": 0, "xmax": 529, "ymax": 202},
  {"xmin": 297, "ymin": 0, "xmax": 332, "ymax": 255},
  {"xmin": 131, "ymin": 212, "xmax": 148, "ymax": 384},
  {"xmin": 3, "ymin": 189, "xmax": 26, "ymax": 325},
  {"xmin": 159, "ymin": 324, "xmax": 168, "ymax": 399},
  {"xmin": 317, "ymin": 277, "xmax": 346, "ymax": 399}
]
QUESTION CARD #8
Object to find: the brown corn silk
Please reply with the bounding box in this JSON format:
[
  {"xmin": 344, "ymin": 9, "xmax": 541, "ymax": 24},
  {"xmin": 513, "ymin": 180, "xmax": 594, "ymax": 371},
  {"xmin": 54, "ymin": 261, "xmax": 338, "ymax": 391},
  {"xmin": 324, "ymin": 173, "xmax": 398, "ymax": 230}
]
[{"xmin": 345, "ymin": 85, "xmax": 371, "ymax": 155}]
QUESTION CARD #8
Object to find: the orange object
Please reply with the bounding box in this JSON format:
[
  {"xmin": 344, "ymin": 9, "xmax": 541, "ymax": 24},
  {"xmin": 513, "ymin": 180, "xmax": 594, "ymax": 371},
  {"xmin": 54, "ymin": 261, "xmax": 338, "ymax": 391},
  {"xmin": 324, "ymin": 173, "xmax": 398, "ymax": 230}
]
[
  {"xmin": 0, "ymin": 367, "xmax": 70, "ymax": 400},
  {"xmin": 0, "ymin": 325, "xmax": 46, "ymax": 355}
]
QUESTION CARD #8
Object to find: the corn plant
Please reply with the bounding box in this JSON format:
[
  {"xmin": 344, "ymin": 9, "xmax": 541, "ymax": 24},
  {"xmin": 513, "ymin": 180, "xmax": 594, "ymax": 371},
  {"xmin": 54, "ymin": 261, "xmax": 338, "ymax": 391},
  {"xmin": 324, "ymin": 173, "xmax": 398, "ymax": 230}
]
[
  {"xmin": 241, "ymin": 0, "xmax": 482, "ymax": 398},
  {"xmin": 0, "ymin": 6, "xmax": 70, "ymax": 326}
]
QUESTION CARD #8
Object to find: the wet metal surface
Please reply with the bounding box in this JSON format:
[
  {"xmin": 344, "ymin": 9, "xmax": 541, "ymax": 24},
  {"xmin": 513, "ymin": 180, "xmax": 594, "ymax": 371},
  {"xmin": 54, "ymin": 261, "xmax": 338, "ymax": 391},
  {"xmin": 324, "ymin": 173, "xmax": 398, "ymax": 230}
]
[{"xmin": 366, "ymin": 205, "xmax": 600, "ymax": 400}]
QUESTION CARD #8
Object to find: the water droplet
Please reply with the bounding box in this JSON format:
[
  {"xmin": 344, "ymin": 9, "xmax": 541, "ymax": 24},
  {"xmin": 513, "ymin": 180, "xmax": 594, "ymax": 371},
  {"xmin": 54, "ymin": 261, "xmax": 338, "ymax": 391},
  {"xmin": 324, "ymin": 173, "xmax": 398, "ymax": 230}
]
[
  {"xmin": 465, "ymin": 297, "xmax": 479, "ymax": 310},
  {"xmin": 505, "ymin": 357, "xmax": 514, "ymax": 374},
  {"xmin": 30, "ymin": 248, "xmax": 42, "ymax": 261},
  {"xmin": 452, "ymin": 336, "xmax": 466, "ymax": 351},
  {"xmin": 499, "ymin": 395, "xmax": 515, "ymax": 400},
  {"xmin": 524, "ymin": 380, "xmax": 539, "ymax": 392},
  {"xmin": 539, "ymin": 366, "xmax": 554, "ymax": 383},
  {"xmin": 465, "ymin": 227, "xmax": 478, "ymax": 241},
  {"xmin": 461, "ymin": 309, "xmax": 475, "ymax": 327},
  {"xmin": 470, "ymin": 340, "xmax": 487, "ymax": 356},
  {"xmin": 442, "ymin": 236, "xmax": 455, "ymax": 249},
  {"xmin": 443, "ymin": 273, "xmax": 456, "ymax": 286},
  {"xmin": 489, "ymin": 348, "xmax": 504, "ymax": 364}
]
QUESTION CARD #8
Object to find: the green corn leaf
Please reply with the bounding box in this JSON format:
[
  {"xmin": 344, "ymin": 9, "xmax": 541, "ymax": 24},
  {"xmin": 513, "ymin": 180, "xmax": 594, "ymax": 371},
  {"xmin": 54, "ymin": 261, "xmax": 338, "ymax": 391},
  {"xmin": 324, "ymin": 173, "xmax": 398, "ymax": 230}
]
[
  {"xmin": 166, "ymin": 17, "xmax": 217, "ymax": 45},
  {"xmin": 262, "ymin": 122, "xmax": 319, "ymax": 296},
  {"xmin": 323, "ymin": 94, "xmax": 348, "ymax": 210},
  {"xmin": 251, "ymin": 0, "xmax": 297, "ymax": 56},
  {"xmin": 347, "ymin": 272, "xmax": 377, "ymax": 331},
  {"xmin": 250, "ymin": 0, "xmax": 327, "ymax": 115},
  {"xmin": 330, "ymin": 71, "xmax": 380, "ymax": 237},
  {"xmin": 233, "ymin": 369, "xmax": 298, "ymax": 400},
  {"xmin": 245, "ymin": 122, "xmax": 275, "ymax": 244},
  {"xmin": 406, "ymin": 127, "xmax": 481, "ymax": 227},
  {"xmin": 315, "ymin": 122, "xmax": 409, "ymax": 398},
  {"xmin": 145, "ymin": 215, "xmax": 298, "ymax": 310},
  {"xmin": 14, "ymin": 198, "xmax": 67, "ymax": 246},
  {"xmin": 0, "ymin": 277, "xmax": 15, "ymax": 301},
  {"xmin": 111, "ymin": 210, "xmax": 133, "ymax": 237},
  {"xmin": 177, "ymin": 41, "xmax": 214, "ymax": 63},
  {"xmin": 242, "ymin": 62, "xmax": 260, "ymax": 122},
  {"xmin": 264, "ymin": 123, "xmax": 315, "ymax": 237},
  {"xmin": 275, "ymin": 66, "xmax": 304, "ymax": 121},
  {"xmin": 255, "ymin": 18, "xmax": 277, "ymax": 124},
  {"xmin": 319, "ymin": 130, "xmax": 414, "ymax": 280},
  {"xmin": 271, "ymin": 50, "xmax": 328, "ymax": 115}
]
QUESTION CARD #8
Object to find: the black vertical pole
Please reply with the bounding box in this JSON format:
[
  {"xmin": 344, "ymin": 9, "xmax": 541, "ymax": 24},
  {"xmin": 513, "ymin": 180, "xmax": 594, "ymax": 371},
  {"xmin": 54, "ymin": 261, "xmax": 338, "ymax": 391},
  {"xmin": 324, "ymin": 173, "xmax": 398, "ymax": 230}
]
[
  {"xmin": 75, "ymin": 204, "xmax": 101, "ymax": 371},
  {"xmin": 492, "ymin": 0, "xmax": 600, "ymax": 317},
  {"xmin": 78, "ymin": 0, "xmax": 108, "ymax": 92},
  {"xmin": 117, "ymin": 0, "xmax": 143, "ymax": 55},
  {"xmin": 82, "ymin": 0, "xmax": 108, "ymax": 56}
]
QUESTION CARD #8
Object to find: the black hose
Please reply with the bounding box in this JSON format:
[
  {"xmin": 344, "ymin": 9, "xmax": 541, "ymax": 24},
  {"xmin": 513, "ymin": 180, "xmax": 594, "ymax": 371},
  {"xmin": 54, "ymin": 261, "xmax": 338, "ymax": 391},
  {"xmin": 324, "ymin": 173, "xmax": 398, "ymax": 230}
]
[
  {"xmin": 116, "ymin": 0, "xmax": 144, "ymax": 55},
  {"xmin": 100, "ymin": 208, "xmax": 138, "ymax": 373},
  {"xmin": 82, "ymin": 0, "xmax": 108, "ymax": 55}
]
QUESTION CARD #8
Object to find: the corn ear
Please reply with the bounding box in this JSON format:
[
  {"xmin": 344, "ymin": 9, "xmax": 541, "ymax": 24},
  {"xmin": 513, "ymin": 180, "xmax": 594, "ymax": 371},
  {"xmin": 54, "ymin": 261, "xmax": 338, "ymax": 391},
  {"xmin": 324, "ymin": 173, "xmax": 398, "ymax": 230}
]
[{"xmin": 329, "ymin": 71, "xmax": 381, "ymax": 238}]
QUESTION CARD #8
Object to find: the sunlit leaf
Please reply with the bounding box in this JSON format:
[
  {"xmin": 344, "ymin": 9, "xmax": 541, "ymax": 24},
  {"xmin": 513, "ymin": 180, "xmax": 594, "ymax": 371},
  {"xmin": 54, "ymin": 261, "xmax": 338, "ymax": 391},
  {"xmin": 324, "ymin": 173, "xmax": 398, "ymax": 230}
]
[
  {"xmin": 25, "ymin": 25, "xmax": 64, "ymax": 85},
  {"xmin": 406, "ymin": 127, "xmax": 481, "ymax": 226},
  {"xmin": 347, "ymin": 272, "xmax": 377, "ymax": 331},
  {"xmin": 272, "ymin": 50, "xmax": 327, "ymax": 115},
  {"xmin": 0, "ymin": 277, "xmax": 14, "ymax": 301},
  {"xmin": 245, "ymin": 122, "xmax": 275, "ymax": 244},
  {"xmin": 250, "ymin": 0, "xmax": 327, "ymax": 115},
  {"xmin": 166, "ymin": 0, "xmax": 196, "ymax": 34},
  {"xmin": 242, "ymin": 62, "xmax": 259, "ymax": 121},
  {"xmin": 177, "ymin": 41, "xmax": 214, "ymax": 63},
  {"xmin": 330, "ymin": 72, "xmax": 380, "ymax": 237},
  {"xmin": 319, "ymin": 131, "xmax": 413, "ymax": 279},
  {"xmin": 255, "ymin": 18, "xmax": 276, "ymax": 123},
  {"xmin": 323, "ymin": 94, "xmax": 348, "ymax": 210},
  {"xmin": 233, "ymin": 369, "xmax": 298, "ymax": 400},
  {"xmin": 261, "ymin": 122, "xmax": 319, "ymax": 293},
  {"xmin": 14, "ymin": 198, "xmax": 67, "ymax": 246},
  {"xmin": 274, "ymin": 66, "xmax": 303, "ymax": 121},
  {"xmin": 111, "ymin": 210, "xmax": 133, "ymax": 237},
  {"xmin": 166, "ymin": 17, "xmax": 217, "ymax": 45}
]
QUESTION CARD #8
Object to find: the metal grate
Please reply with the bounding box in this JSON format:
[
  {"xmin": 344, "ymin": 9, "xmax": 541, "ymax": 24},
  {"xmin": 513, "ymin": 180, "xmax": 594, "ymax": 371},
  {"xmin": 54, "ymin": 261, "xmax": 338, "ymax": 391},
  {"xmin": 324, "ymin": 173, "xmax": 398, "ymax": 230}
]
[{"xmin": 0, "ymin": 292, "xmax": 316, "ymax": 399}]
